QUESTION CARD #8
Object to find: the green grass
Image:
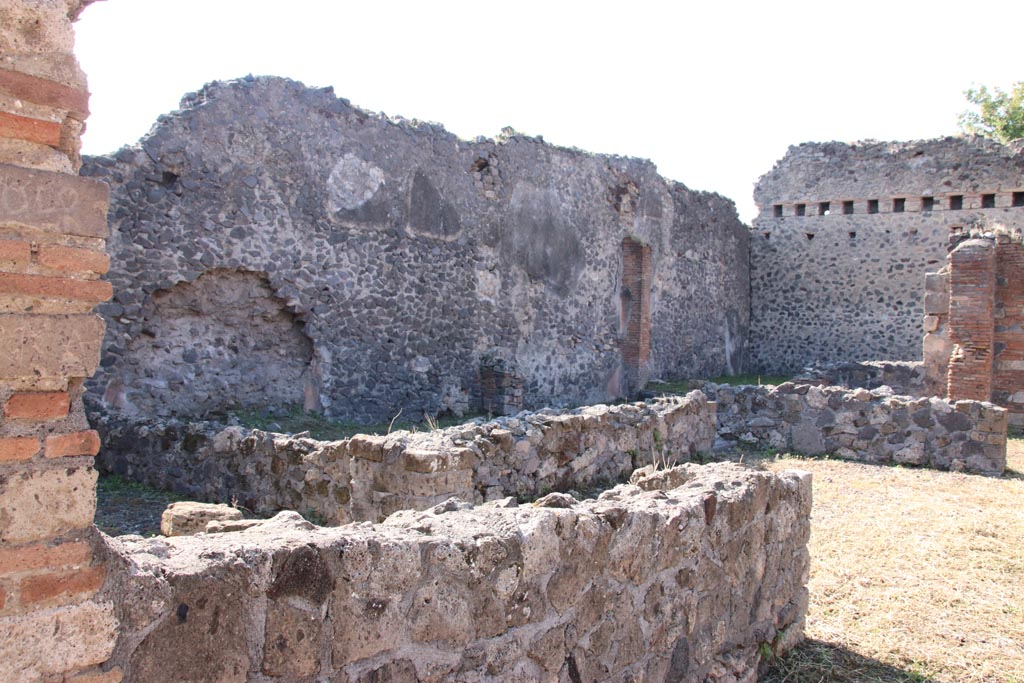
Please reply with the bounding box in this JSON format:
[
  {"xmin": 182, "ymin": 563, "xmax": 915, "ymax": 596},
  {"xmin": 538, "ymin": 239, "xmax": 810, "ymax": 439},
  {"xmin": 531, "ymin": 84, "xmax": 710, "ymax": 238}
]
[
  {"xmin": 97, "ymin": 474, "xmax": 185, "ymax": 499},
  {"xmin": 645, "ymin": 379, "xmax": 693, "ymax": 394},
  {"xmin": 711, "ymin": 373, "xmax": 791, "ymax": 386},
  {"xmin": 228, "ymin": 404, "xmax": 484, "ymax": 441}
]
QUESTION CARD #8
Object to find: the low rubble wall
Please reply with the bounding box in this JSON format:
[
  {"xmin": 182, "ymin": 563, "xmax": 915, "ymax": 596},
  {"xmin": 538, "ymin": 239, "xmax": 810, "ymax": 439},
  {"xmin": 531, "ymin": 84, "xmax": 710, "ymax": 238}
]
[
  {"xmin": 99, "ymin": 462, "xmax": 812, "ymax": 683},
  {"xmin": 705, "ymin": 382, "xmax": 1007, "ymax": 475},
  {"xmin": 96, "ymin": 393, "xmax": 716, "ymax": 523}
]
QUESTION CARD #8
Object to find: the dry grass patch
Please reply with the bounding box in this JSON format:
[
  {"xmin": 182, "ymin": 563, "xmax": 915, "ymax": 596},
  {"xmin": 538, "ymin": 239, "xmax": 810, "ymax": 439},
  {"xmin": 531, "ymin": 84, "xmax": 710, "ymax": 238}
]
[{"xmin": 758, "ymin": 440, "xmax": 1024, "ymax": 683}]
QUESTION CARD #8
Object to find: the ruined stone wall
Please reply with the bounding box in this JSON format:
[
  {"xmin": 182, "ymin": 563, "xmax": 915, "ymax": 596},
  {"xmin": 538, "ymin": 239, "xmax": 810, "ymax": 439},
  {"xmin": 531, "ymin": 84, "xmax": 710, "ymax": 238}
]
[
  {"xmin": 750, "ymin": 137, "xmax": 1024, "ymax": 373},
  {"xmin": 99, "ymin": 462, "xmax": 811, "ymax": 683},
  {"xmin": 706, "ymin": 382, "xmax": 1007, "ymax": 475},
  {"xmin": 81, "ymin": 77, "xmax": 750, "ymax": 424},
  {"xmin": 0, "ymin": 2, "xmax": 120, "ymax": 682},
  {"xmin": 96, "ymin": 393, "xmax": 716, "ymax": 524}
]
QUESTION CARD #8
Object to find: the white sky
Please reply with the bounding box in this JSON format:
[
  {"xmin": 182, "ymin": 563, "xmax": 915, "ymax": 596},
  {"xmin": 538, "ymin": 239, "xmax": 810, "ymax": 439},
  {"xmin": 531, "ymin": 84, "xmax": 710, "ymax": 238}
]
[{"xmin": 75, "ymin": 0, "xmax": 1023, "ymax": 223}]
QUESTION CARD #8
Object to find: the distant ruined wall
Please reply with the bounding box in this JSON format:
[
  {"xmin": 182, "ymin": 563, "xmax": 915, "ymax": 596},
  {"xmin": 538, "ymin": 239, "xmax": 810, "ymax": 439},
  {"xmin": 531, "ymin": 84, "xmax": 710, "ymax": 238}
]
[
  {"xmin": 99, "ymin": 463, "xmax": 812, "ymax": 683},
  {"xmin": 96, "ymin": 393, "xmax": 716, "ymax": 524},
  {"xmin": 0, "ymin": 2, "xmax": 120, "ymax": 683},
  {"xmin": 750, "ymin": 137, "xmax": 1024, "ymax": 374},
  {"xmin": 707, "ymin": 382, "xmax": 1007, "ymax": 476},
  {"xmin": 794, "ymin": 360, "xmax": 933, "ymax": 398},
  {"xmin": 82, "ymin": 77, "xmax": 750, "ymax": 423}
]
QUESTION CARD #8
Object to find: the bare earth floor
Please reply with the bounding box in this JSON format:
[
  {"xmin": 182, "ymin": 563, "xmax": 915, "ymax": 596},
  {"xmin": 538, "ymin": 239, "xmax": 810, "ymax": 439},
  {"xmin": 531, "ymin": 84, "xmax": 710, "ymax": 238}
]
[
  {"xmin": 95, "ymin": 439, "xmax": 1024, "ymax": 682},
  {"xmin": 759, "ymin": 438, "xmax": 1024, "ymax": 683},
  {"xmin": 95, "ymin": 475, "xmax": 184, "ymax": 537}
]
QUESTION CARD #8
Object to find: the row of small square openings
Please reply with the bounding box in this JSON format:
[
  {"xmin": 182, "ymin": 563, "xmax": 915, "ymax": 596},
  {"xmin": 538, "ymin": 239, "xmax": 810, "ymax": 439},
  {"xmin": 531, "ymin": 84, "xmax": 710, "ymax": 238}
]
[
  {"xmin": 772, "ymin": 191, "xmax": 1024, "ymax": 217},
  {"xmin": 760, "ymin": 229, "xmax": 908, "ymax": 240},
  {"xmin": 813, "ymin": 201, "xmax": 857, "ymax": 216}
]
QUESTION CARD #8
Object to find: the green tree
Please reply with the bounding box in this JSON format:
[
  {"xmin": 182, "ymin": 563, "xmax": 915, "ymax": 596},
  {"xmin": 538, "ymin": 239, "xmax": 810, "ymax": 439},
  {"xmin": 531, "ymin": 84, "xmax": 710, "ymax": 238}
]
[{"xmin": 958, "ymin": 82, "xmax": 1024, "ymax": 142}]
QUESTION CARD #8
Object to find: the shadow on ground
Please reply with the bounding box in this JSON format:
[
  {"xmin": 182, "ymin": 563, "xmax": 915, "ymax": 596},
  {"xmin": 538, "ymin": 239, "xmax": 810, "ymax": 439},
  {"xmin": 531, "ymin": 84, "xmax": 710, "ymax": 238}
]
[{"xmin": 761, "ymin": 639, "xmax": 941, "ymax": 683}]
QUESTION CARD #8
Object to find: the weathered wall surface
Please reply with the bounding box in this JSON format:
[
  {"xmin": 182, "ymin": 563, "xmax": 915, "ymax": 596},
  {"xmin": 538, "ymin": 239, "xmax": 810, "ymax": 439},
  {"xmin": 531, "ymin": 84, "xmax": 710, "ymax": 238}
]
[
  {"xmin": 96, "ymin": 392, "xmax": 716, "ymax": 523},
  {"xmin": 706, "ymin": 382, "xmax": 1007, "ymax": 475},
  {"xmin": 82, "ymin": 76, "xmax": 750, "ymax": 423},
  {"xmin": 99, "ymin": 462, "xmax": 812, "ymax": 683},
  {"xmin": 111, "ymin": 268, "xmax": 317, "ymax": 416},
  {"xmin": 750, "ymin": 137, "xmax": 1024, "ymax": 373},
  {"xmin": 0, "ymin": 2, "xmax": 120, "ymax": 682}
]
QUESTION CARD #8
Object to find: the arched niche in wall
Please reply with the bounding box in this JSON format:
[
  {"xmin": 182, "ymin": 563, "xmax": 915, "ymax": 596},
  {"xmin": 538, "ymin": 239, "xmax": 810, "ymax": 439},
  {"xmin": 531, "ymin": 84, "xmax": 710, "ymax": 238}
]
[{"xmin": 105, "ymin": 269, "xmax": 318, "ymax": 418}]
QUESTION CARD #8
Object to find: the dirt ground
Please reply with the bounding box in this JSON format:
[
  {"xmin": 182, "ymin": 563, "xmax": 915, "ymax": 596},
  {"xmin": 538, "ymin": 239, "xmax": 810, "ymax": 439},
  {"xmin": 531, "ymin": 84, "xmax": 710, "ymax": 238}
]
[
  {"xmin": 759, "ymin": 438, "xmax": 1024, "ymax": 683},
  {"xmin": 95, "ymin": 475, "xmax": 184, "ymax": 537}
]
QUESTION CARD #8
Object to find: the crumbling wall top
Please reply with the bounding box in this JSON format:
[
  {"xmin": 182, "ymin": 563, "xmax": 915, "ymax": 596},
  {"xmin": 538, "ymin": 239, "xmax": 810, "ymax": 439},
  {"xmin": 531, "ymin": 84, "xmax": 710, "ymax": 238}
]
[{"xmin": 754, "ymin": 136, "xmax": 1024, "ymax": 207}]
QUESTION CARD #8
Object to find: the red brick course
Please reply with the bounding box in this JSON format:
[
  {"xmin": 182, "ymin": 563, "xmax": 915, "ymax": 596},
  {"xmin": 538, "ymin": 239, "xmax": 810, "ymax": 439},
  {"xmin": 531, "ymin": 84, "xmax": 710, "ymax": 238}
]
[
  {"xmin": 0, "ymin": 110, "xmax": 62, "ymax": 147},
  {"xmin": 44, "ymin": 429, "xmax": 100, "ymax": 458},
  {"xmin": 0, "ymin": 541, "xmax": 92, "ymax": 576},
  {"xmin": 19, "ymin": 565, "xmax": 105, "ymax": 606},
  {"xmin": 0, "ymin": 436, "xmax": 40, "ymax": 461},
  {"xmin": 0, "ymin": 239, "xmax": 31, "ymax": 265},
  {"xmin": 0, "ymin": 272, "xmax": 112, "ymax": 303},
  {"xmin": 37, "ymin": 244, "xmax": 110, "ymax": 274},
  {"xmin": 4, "ymin": 391, "xmax": 70, "ymax": 419},
  {"xmin": 0, "ymin": 68, "xmax": 90, "ymax": 119}
]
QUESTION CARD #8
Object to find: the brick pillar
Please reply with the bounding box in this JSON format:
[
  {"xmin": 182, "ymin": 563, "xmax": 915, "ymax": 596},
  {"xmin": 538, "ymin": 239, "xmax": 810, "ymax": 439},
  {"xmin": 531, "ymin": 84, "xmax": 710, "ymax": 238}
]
[
  {"xmin": 0, "ymin": 2, "xmax": 119, "ymax": 682},
  {"xmin": 946, "ymin": 239, "xmax": 996, "ymax": 402},
  {"xmin": 620, "ymin": 237, "xmax": 651, "ymax": 395},
  {"xmin": 992, "ymin": 237, "xmax": 1024, "ymax": 425}
]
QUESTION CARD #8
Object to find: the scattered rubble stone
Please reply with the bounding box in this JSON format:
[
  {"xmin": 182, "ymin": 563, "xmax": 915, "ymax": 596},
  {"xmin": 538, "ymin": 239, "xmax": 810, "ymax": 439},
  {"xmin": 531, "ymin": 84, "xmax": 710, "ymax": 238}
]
[{"xmin": 159, "ymin": 501, "xmax": 242, "ymax": 537}]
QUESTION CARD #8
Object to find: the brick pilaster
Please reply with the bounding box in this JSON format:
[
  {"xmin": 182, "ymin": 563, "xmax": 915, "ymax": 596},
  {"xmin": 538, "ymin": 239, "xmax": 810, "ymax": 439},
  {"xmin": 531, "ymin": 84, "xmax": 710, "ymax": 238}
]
[
  {"xmin": 992, "ymin": 238, "xmax": 1024, "ymax": 424},
  {"xmin": 0, "ymin": 2, "xmax": 117, "ymax": 682},
  {"xmin": 946, "ymin": 239, "xmax": 996, "ymax": 402},
  {"xmin": 620, "ymin": 237, "xmax": 652, "ymax": 395}
]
